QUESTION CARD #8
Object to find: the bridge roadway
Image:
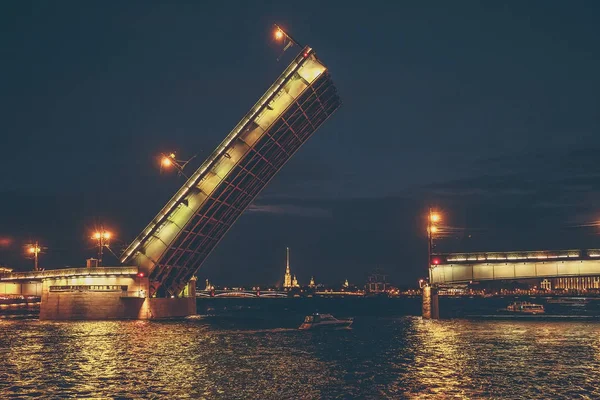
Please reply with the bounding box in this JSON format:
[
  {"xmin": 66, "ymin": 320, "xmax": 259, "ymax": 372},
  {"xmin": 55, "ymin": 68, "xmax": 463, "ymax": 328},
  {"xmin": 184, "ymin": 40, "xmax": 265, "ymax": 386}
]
[
  {"xmin": 0, "ymin": 267, "xmax": 139, "ymax": 282},
  {"xmin": 430, "ymin": 249, "xmax": 600, "ymax": 284}
]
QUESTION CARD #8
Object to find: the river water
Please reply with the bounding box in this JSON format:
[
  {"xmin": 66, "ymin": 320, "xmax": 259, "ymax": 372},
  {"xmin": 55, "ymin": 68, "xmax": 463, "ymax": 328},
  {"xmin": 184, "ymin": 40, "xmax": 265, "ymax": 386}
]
[{"xmin": 2, "ymin": 298, "xmax": 600, "ymax": 399}]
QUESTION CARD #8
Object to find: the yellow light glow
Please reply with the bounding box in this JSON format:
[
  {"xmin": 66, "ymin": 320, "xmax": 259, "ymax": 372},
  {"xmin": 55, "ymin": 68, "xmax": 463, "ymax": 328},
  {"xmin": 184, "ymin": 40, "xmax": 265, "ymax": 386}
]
[
  {"xmin": 103, "ymin": 232, "xmax": 111, "ymax": 240},
  {"xmin": 93, "ymin": 232, "xmax": 101, "ymax": 240},
  {"xmin": 161, "ymin": 157, "xmax": 172, "ymax": 167},
  {"xmin": 430, "ymin": 213, "xmax": 441, "ymax": 223},
  {"xmin": 28, "ymin": 247, "xmax": 36, "ymax": 254},
  {"xmin": 275, "ymin": 29, "xmax": 284, "ymax": 40},
  {"xmin": 430, "ymin": 226, "xmax": 438, "ymax": 233}
]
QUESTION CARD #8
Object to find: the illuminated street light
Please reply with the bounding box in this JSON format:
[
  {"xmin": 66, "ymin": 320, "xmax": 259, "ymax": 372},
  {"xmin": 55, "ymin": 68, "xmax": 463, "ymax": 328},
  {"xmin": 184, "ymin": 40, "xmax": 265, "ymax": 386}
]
[
  {"xmin": 427, "ymin": 208, "xmax": 442, "ymax": 269},
  {"xmin": 273, "ymin": 24, "xmax": 300, "ymax": 47},
  {"xmin": 272, "ymin": 24, "xmax": 302, "ymax": 61},
  {"xmin": 159, "ymin": 152, "xmax": 195, "ymax": 178},
  {"xmin": 25, "ymin": 241, "xmax": 43, "ymax": 271},
  {"xmin": 92, "ymin": 227, "xmax": 112, "ymax": 266}
]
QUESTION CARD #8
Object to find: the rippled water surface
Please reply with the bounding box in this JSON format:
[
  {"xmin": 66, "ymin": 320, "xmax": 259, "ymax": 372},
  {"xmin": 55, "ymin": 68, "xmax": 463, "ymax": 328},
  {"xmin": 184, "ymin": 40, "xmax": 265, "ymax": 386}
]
[{"xmin": 2, "ymin": 311, "xmax": 600, "ymax": 399}]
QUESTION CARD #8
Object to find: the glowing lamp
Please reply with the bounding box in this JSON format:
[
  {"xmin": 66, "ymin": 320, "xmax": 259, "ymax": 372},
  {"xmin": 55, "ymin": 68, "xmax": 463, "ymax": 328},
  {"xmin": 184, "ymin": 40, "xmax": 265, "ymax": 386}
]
[
  {"xmin": 275, "ymin": 29, "xmax": 284, "ymax": 40},
  {"xmin": 161, "ymin": 157, "xmax": 172, "ymax": 168},
  {"xmin": 432, "ymin": 258, "xmax": 440, "ymax": 265},
  {"xmin": 430, "ymin": 213, "xmax": 440, "ymax": 223},
  {"xmin": 28, "ymin": 247, "xmax": 36, "ymax": 254},
  {"xmin": 430, "ymin": 226, "xmax": 438, "ymax": 233},
  {"xmin": 93, "ymin": 232, "xmax": 101, "ymax": 240},
  {"xmin": 103, "ymin": 232, "xmax": 111, "ymax": 240},
  {"xmin": 137, "ymin": 272, "xmax": 145, "ymax": 278}
]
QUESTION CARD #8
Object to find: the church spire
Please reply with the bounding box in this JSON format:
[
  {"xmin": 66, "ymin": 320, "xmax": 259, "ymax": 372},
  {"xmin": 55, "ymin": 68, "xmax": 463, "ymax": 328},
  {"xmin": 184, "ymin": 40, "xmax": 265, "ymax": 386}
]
[{"xmin": 284, "ymin": 247, "xmax": 292, "ymax": 289}]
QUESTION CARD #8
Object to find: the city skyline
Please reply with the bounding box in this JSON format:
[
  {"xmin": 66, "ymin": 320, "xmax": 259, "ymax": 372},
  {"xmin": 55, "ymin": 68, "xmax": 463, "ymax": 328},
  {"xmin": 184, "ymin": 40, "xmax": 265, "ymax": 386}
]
[{"xmin": 1, "ymin": 1, "xmax": 599, "ymax": 287}]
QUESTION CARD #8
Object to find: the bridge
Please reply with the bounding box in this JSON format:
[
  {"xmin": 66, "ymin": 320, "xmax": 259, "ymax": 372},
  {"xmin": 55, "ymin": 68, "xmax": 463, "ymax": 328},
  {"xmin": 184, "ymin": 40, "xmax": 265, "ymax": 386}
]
[
  {"xmin": 421, "ymin": 249, "xmax": 600, "ymax": 319},
  {"xmin": 120, "ymin": 44, "xmax": 340, "ymax": 299},
  {"xmin": 196, "ymin": 290, "xmax": 288, "ymax": 298},
  {"xmin": 429, "ymin": 249, "xmax": 600, "ymax": 284},
  {"xmin": 1, "ymin": 36, "xmax": 341, "ymax": 320}
]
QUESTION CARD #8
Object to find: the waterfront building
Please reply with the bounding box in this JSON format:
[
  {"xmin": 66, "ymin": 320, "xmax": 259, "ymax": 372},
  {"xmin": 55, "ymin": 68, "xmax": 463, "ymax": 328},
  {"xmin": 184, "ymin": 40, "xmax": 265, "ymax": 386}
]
[
  {"xmin": 540, "ymin": 279, "xmax": 552, "ymax": 291},
  {"xmin": 0, "ymin": 266, "xmax": 13, "ymax": 274},
  {"xmin": 367, "ymin": 270, "xmax": 388, "ymax": 293},
  {"xmin": 309, "ymin": 276, "xmax": 315, "ymax": 288},
  {"xmin": 343, "ymin": 279, "xmax": 349, "ymax": 288},
  {"xmin": 553, "ymin": 276, "xmax": 600, "ymax": 291},
  {"xmin": 292, "ymin": 275, "xmax": 299, "ymax": 288}
]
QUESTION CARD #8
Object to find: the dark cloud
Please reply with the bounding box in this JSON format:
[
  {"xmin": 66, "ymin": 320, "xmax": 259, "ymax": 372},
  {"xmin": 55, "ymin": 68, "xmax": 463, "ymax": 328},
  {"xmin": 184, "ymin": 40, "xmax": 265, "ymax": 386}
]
[{"xmin": 248, "ymin": 204, "xmax": 332, "ymax": 218}]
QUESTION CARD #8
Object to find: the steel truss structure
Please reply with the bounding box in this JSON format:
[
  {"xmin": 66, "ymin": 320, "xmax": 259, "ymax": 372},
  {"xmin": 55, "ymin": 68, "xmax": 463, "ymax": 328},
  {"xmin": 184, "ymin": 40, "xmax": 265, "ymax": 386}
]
[{"xmin": 121, "ymin": 46, "xmax": 341, "ymax": 297}]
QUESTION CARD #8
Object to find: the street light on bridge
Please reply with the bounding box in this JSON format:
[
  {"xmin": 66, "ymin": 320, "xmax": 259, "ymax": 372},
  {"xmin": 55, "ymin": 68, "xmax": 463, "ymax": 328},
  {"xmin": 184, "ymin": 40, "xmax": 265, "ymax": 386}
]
[
  {"xmin": 159, "ymin": 152, "xmax": 195, "ymax": 179},
  {"xmin": 92, "ymin": 227, "xmax": 112, "ymax": 266},
  {"xmin": 25, "ymin": 241, "xmax": 44, "ymax": 271},
  {"xmin": 427, "ymin": 208, "xmax": 442, "ymax": 268}
]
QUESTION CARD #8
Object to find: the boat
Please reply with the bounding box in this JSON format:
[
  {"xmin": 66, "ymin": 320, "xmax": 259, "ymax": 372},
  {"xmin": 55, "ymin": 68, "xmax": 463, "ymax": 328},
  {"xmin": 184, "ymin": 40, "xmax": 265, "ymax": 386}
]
[
  {"xmin": 506, "ymin": 302, "xmax": 545, "ymax": 314},
  {"xmin": 299, "ymin": 313, "xmax": 353, "ymax": 330},
  {"xmin": 545, "ymin": 298, "xmax": 589, "ymax": 307}
]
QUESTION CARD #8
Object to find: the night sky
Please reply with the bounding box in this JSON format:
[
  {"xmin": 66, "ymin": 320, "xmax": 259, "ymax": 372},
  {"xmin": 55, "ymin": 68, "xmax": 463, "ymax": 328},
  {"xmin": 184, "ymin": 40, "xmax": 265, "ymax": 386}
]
[{"xmin": 1, "ymin": 1, "xmax": 599, "ymax": 287}]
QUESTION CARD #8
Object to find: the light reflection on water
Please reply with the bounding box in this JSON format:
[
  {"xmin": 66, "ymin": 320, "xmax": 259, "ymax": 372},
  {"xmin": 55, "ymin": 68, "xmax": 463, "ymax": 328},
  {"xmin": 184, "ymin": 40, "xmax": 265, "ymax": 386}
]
[{"xmin": 1, "ymin": 317, "xmax": 600, "ymax": 399}]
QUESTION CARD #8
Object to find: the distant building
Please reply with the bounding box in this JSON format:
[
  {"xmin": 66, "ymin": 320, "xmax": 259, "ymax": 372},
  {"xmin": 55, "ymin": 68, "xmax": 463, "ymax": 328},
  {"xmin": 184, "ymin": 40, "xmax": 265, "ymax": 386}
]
[
  {"xmin": 292, "ymin": 275, "xmax": 299, "ymax": 288},
  {"xmin": 367, "ymin": 270, "xmax": 387, "ymax": 293},
  {"xmin": 309, "ymin": 276, "xmax": 315, "ymax": 288},
  {"xmin": 343, "ymin": 279, "xmax": 349, "ymax": 288},
  {"xmin": 553, "ymin": 276, "xmax": 600, "ymax": 290},
  {"xmin": 540, "ymin": 279, "xmax": 552, "ymax": 291},
  {"xmin": 283, "ymin": 247, "xmax": 292, "ymax": 289},
  {"xmin": 0, "ymin": 266, "xmax": 13, "ymax": 274}
]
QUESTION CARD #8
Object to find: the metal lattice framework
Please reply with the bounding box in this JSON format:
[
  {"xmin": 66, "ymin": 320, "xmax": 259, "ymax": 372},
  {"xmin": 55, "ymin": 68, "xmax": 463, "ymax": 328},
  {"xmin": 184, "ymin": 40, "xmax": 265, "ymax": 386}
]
[{"xmin": 121, "ymin": 46, "xmax": 341, "ymax": 297}]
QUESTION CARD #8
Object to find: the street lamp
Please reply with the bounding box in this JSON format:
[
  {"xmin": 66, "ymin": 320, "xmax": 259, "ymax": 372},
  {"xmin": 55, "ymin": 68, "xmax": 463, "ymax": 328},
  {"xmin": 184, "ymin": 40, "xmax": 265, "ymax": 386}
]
[
  {"xmin": 92, "ymin": 227, "xmax": 112, "ymax": 266},
  {"xmin": 26, "ymin": 241, "xmax": 43, "ymax": 271},
  {"xmin": 273, "ymin": 24, "xmax": 302, "ymax": 61},
  {"xmin": 159, "ymin": 152, "xmax": 195, "ymax": 178},
  {"xmin": 427, "ymin": 208, "xmax": 442, "ymax": 269},
  {"xmin": 273, "ymin": 24, "xmax": 301, "ymax": 47}
]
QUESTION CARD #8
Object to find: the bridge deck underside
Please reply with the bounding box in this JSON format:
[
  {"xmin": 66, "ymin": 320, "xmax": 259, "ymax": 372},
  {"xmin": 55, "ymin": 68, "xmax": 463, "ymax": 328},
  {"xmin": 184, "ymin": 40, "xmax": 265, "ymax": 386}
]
[{"xmin": 150, "ymin": 73, "xmax": 340, "ymax": 296}]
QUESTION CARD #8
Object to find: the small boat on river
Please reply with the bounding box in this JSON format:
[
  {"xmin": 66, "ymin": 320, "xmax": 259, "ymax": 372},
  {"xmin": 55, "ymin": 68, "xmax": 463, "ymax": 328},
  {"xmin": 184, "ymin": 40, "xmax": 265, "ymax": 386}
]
[
  {"xmin": 506, "ymin": 302, "xmax": 545, "ymax": 314},
  {"xmin": 299, "ymin": 313, "xmax": 353, "ymax": 330}
]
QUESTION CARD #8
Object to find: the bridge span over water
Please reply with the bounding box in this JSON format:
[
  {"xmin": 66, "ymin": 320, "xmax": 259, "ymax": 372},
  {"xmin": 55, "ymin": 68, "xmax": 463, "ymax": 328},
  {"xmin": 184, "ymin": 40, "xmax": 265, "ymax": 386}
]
[
  {"xmin": 2, "ymin": 37, "xmax": 341, "ymax": 320},
  {"xmin": 430, "ymin": 249, "xmax": 600, "ymax": 284}
]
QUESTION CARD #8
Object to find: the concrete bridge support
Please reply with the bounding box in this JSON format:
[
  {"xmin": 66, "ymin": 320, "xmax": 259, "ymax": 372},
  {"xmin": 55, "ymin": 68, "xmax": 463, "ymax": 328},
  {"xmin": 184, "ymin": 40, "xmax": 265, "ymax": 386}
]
[{"xmin": 422, "ymin": 285, "xmax": 439, "ymax": 319}]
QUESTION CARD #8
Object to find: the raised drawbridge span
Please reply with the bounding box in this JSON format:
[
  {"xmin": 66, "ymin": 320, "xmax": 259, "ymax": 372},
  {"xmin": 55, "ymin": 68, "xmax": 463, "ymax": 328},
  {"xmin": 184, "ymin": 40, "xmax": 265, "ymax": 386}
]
[{"xmin": 121, "ymin": 46, "xmax": 341, "ymax": 297}]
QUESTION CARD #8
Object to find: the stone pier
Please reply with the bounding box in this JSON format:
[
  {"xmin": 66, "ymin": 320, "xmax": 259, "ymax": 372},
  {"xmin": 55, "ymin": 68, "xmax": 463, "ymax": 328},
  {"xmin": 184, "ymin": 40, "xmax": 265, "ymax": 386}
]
[
  {"xmin": 1, "ymin": 266, "xmax": 197, "ymax": 320},
  {"xmin": 422, "ymin": 284, "xmax": 439, "ymax": 319}
]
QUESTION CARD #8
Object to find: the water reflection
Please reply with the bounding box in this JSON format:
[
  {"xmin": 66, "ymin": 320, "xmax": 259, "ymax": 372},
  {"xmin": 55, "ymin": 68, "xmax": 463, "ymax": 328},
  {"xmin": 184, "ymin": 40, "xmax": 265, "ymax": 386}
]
[{"xmin": 2, "ymin": 318, "xmax": 600, "ymax": 398}]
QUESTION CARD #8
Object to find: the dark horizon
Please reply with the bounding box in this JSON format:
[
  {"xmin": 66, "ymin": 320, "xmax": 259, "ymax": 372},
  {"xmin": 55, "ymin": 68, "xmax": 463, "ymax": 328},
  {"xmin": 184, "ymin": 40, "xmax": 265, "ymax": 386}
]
[{"xmin": 1, "ymin": 1, "xmax": 599, "ymax": 287}]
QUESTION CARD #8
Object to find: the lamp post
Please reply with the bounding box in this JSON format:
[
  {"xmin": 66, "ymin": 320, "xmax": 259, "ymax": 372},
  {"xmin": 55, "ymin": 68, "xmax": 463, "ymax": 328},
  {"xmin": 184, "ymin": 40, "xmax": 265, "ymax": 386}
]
[
  {"xmin": 26, "ymin": 241, "xmax": 42, "ymax": 271},
  {"xmin": 159, "ymin": 152, "xmax": 195, "ymax": 178},
  {"xmin": 427, "ymin": 208, "xmax": 441, "ymax": 269},
  {"xmin": 273, "ymin": 24, "xmax": 302, "ymax": 48},
  {"xmin": 92, "ymin": 228, "xmax": 111, "ymax": 266}
]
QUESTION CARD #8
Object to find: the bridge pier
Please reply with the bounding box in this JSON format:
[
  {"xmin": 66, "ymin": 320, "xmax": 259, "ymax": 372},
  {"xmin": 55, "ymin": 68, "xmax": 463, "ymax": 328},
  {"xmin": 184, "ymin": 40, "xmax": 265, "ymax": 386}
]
[
  {"xmin": 0, "ymin": 266, "xmax": 198, "ymax": 320},
  {"xmin": 422, "ymin": 284, "xmax": 439, "ymax": 319}
]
